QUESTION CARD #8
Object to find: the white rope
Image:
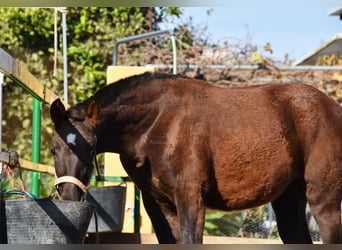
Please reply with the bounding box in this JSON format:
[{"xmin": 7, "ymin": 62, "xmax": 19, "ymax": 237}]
[{"xmin": 53, "ymin": 7, "xmax": 58, "ymax": 78}]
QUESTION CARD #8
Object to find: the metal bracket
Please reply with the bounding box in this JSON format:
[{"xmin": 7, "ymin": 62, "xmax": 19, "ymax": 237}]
[
  {"xmin": 0, "ymin": 150, "xmax": 19, "ymax": 186},
  {"xmin": 0, "ymin": 150, "xmax": 19, "ymax": 167}
]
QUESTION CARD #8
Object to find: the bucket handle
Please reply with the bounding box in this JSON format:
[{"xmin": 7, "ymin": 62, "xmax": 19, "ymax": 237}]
[
  {"xmin": 92, "ymin": 176, "xmax": 128, "ymax": 187},
  {"xmin": 117, "ymin": 181, "xmax": 127, "ymax": 187},
  {"xmin": 3, "ymin": 190, "xmax": 38, "ymax": 200}
]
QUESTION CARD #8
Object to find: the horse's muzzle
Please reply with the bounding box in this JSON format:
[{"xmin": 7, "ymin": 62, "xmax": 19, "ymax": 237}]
[{"xmin": 54, "ymin": 176, "xmax": 89, "ymax": 201}]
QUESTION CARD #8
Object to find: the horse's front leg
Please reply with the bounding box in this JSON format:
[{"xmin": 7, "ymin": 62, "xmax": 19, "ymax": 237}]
[
  {"xmin": 120, "ymin": 155, "xmax": 178, "ymax": 243},
  {"xmin": 141, "ymin": 191, "xmax": 178, "ymax": 243},
  {"xmin": 175, "ymin": 178, "xmax": 206, "ymax": 244}
]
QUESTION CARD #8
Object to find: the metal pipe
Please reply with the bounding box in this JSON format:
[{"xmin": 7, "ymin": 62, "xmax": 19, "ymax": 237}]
[
  {"xmin": 170, "ymin": 33, "xmax": 177, "ymax": 74},
  {"xmin": 0, "ymin": 72, "xmax": 3, "ymax": 152},
  {"xmin": 0, "ymin": 72, "xmax": 3, "ymax": 181},
  {"xmin": 149, "ymin": 64, "xmax": 342, "ymax": 71},
  {"xmin": 31, "ymin": 98, "xmax": 42, "ymax": 197},
  {"xmin": 60, "ymin": 7, "xmax": 68, "ymax": 103},
  {"xmin": 53, "ymin": 8, "xmax": 58, "ymax": 78},
  {"xmin": 278, "ymin": 65, "xmax": 342, "ymax": 71},
  {"xmin": 112, "ymin": 30, "xmax": 171, "ymax": 66}
]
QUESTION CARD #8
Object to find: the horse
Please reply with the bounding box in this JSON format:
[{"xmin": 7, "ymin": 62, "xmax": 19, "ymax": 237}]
[{"xmin": 50, "ymin": 72, "xmax": 342, "ymax": 244}]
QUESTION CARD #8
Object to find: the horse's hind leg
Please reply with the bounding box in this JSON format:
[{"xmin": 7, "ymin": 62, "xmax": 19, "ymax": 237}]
[
  {"xmin": 271, "ymin": 178, "xmax": 312, "ymax": 243},
  {"xmin": 307, "ymin": 193, "xmax": 341, "ymax": 243},
  {"xmin": 305, "ymin": 160, "xmax": 342, "ymax": 243}
]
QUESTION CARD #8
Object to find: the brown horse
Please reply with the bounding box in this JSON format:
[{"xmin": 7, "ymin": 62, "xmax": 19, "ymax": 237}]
[{"xmin": 50, "ymin": 72, "xmax": 342, "ymax": 244}]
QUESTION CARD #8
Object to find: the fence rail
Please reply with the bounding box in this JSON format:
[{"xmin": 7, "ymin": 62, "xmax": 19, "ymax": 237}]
[
  {"xmin": 0, "ymin": 48, "xmax": 67, "ymax": 107},
  {"xmin": 18, "ymin": 159, "xmax": 55, "ymax": 175}
]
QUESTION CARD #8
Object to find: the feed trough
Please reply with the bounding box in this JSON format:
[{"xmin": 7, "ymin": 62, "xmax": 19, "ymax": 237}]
[{"xmin": 0, "ymin": 191, "xmax": 95, "ymax": 244}]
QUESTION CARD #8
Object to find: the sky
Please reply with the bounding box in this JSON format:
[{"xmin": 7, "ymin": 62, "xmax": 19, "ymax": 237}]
[{"xmin": 160, "ymin": 0, "xmax": 342, "ymax": 63}]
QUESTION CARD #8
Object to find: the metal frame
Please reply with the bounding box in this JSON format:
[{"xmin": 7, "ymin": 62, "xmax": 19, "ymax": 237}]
[{"xmin": 112, "ymin": 30, "xmax": 178, "ymax": 74}]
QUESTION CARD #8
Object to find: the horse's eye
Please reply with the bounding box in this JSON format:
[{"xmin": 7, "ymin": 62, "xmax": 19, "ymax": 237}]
[{"xmin": 50, "ymin": 148, "xmax": 57, "ymax": 156}]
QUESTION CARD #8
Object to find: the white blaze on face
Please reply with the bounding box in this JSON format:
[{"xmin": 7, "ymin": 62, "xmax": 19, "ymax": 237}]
[{"xmin": 66, "ymin": 133, "xmax": 77, "ymax": 146}]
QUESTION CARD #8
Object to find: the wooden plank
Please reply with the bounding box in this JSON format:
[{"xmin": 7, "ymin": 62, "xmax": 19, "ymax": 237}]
[
  {"xmin": 0, "ymin": 48, "xmax": 13, "ymax": 73},
  {"xmin": 0, "ymin": 48, "xmax": 67, "ymax": 107},
  {"xmin": 19, "ymin": 158, "xmax": 55, "ymax": 175}
]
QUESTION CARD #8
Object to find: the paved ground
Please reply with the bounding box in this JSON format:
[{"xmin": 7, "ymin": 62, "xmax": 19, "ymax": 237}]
[
  {"xmin": 140, "ymin": 234, "xmax": 282, "ymax": 244},
  {"xmin": 85, "ymin": 233, "xmax": 321, "ymax": 244}
]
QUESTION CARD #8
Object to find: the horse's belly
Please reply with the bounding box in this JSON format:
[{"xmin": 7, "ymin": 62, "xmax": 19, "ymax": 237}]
[
  {"xmin": 207, "ymin": 176, "xmax": 288, "ymax": 211},
  {"xmin": 207, "ymin": 154, "xmax": 295, "ymax": 211},
  {"xmin": 207, "ymin": 115, "xmax": 298, "ymax": 210}
]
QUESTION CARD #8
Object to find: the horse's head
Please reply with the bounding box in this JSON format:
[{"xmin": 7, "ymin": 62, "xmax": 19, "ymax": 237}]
[{"xmin": 50, "ymin": 98, "xmax": 100, "ymax": 201}]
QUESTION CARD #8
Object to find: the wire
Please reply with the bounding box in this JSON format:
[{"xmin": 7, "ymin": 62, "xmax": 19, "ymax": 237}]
[{"xmin": 4, "ymin": 190, "xmax": 38, "ymax": 200}]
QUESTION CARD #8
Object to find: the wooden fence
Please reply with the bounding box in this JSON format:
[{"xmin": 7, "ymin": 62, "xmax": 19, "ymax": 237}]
[{"xmin": 0, "ymin": 48, "xmax": 64, "ymax": 194}]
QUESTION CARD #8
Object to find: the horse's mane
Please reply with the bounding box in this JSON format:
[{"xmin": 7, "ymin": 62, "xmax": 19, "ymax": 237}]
[
  {"xmin": 66, "ymin": 72, "xmax": 183, "ymax": 120},
  {"xmin": 93, "ymin": 72, "xmax": 182, "ymax": 106}
]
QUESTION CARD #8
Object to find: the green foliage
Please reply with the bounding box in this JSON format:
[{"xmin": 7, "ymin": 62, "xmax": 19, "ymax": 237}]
[{"xmin": 0, "ymin": 7, "xmax": 183, "ymax": 196}]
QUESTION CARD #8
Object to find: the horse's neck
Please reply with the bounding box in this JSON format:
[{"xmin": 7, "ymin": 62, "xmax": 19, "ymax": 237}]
[{"xmin": 96, "ymin": 83, "xmax": 162, "ymax": 153}]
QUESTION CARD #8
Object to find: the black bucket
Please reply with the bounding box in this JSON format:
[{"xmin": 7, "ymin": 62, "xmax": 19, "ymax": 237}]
[
  {"xmin": 1, "ymin": 194, "xmax": 95, "ymax": 244},
  {"xmin": 86, "ymin": 185, "xmax": 126, "ymax": 233}
]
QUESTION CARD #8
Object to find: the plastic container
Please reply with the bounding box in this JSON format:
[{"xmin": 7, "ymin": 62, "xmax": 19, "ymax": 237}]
[{"xmin": 86, "ymin": 185, "xmax": 126, "ymax": 233}]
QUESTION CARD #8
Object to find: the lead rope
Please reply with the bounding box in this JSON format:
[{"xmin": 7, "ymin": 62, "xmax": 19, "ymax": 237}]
[
  {"xmin": 92, "ymin": 152, "xmax": 100, "ymax": 243},
  {"xmin": 93, "ymin": 152, "xmax": 102, "ymax": 182},
  {"xmin": 94, "ymin": 208, "xmax": 99, "ymax": 244}
]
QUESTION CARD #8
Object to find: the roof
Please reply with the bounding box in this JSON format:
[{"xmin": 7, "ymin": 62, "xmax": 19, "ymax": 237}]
[
  {"xmin": 294, "ymin": 33, "xmax": 342, "ymax": 66},
  {"xmin": 329, "ymin": 7, "xmax": 342, "ymax": 19}
]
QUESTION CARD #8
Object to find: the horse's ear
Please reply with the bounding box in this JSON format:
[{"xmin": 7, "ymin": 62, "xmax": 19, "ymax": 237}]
[
  {"xmin": 86, "ymin": 98, "xmax": 100, "ymax": 126},
  {"xmin": 50, "ymin": 98, "xmax": 66, "ymax": 128}
]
